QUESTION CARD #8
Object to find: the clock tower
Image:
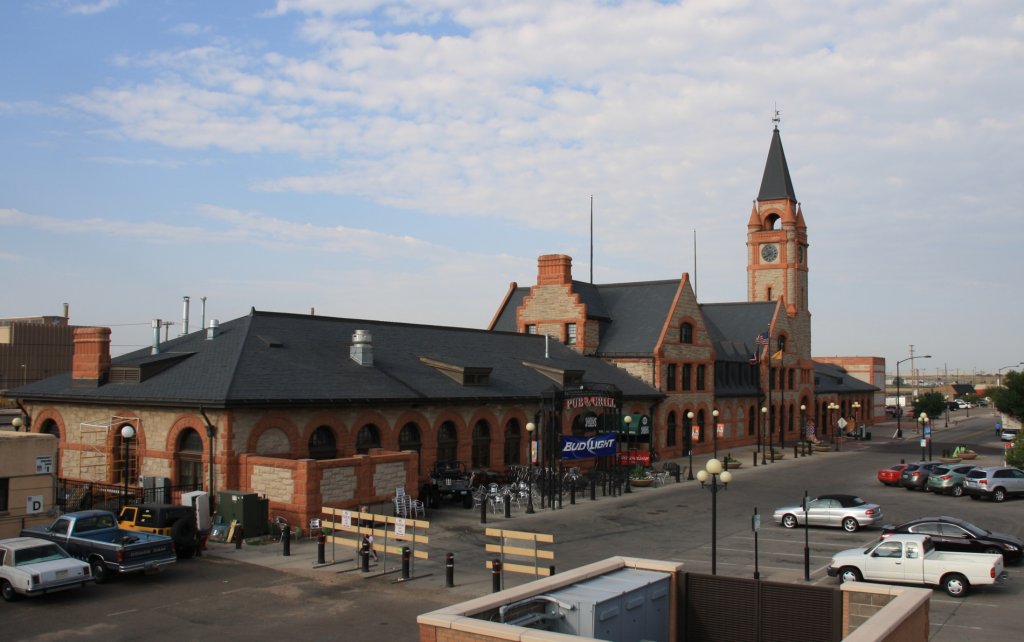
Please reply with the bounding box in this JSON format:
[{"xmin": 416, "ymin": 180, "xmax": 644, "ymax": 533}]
[{"xmin": 747, "ymin": 123, "xmax": 810, "ymax": 338}]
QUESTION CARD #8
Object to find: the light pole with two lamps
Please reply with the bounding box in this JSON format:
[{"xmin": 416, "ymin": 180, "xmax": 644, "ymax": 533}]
[
  {"xmin": 918, "ymin": 412, "xmax": 931, "ymax": 460},
  {"xmin": 696, "ymin": 458, "xmax": 733, "ymax": 575},
  {"xmin": 895, "ymin": 355, "xmax": 930, "ymax": 439},
  {"xmin": 525, "ymin": 422, "xmax": 536, "ymax": 514},
  {"xmin": 120, "ymin": 425, "xmax": 135, "ymax": 510},
  {"xmin": 827, "ymin": 402, "xmax": 839, "ymax": 449}
]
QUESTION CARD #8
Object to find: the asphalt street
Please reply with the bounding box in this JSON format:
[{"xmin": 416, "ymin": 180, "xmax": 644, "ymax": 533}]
[{"xmin": 4, "ymin": 409, "xmax": 1019, "ymax": 641}]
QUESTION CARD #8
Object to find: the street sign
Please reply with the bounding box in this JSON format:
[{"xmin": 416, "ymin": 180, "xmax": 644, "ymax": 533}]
[
  {"xmin": 26, "ymin": 496, "xmax": 44, "ymax": 514},
  {"xmin": 837, "ymin": 417, "xmax": 848, "ymax": 430},
  {"xmin": 395, "ymin": 517, "xmax": 406, "ymax": 537},
  {"xmin": 752, "ymin": 513, "xmax": 761, "ymax": 532},
  {"xmin": 341, "ymin": 510, "xmax": 352, "ymax": 529},
  {"xmin": 919, "ymin": 439, "xmax": 927, "ymax": 447}
]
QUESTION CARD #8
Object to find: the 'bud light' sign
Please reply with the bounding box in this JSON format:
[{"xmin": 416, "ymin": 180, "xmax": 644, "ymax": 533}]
[{"xmin": 561, "ymin": 433, "xmax": 617, "ymax": 460}]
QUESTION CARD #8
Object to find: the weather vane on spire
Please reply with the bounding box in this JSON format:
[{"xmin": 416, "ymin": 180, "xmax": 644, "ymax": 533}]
[{"xmin": 772, "ymin": 103, "xmax": 781, "ymax": 129}]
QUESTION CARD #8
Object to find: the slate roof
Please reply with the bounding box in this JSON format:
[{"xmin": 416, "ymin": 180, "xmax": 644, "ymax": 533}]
[
  {"xmin": 12, "ymin": 310, "xmax": 662, "ymax": 408},
  {"xmin": 701, "ymin": 301, "xmax": 776, "ymax": 363},
  {"xmin": 757, "ymin": 126, "xmax": 797, "ymax": 202}
]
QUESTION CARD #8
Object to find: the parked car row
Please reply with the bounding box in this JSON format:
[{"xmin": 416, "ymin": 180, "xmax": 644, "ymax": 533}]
[{"xmin": 877, "ymin": 461, "xmax": 1024, "ymax": 503}]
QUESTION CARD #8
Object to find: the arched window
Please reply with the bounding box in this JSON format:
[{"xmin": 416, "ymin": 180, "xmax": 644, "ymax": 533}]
[
  {"xmin": 680, "ymin": 323, "xmax": 694, "ymax": 344},
  {"xmin": 41, "ymin": 419, "xmax": 60, "ymax": 475},
  {"xmin": 777, "ymin": 335, "xmax": 787, "ymax": 352},
  {"xmin": 177, "ymin": 428, "xmax": 203, "ymax": 488},
  {"xmin": 399, "ymin": 422, "xmax": 422, "ymax": 473},
  {"xmin": 308, "ymin": 426, "xmax": 337, "ymax": 460},
  {"xmin": 666, "ymin": 412, "xmax": 677, "ymax": 447},
  {"xmin": 356, "ymin": 424, "xmax": 381, "ymax": 454},
  {"xmin": 504, "ymin": 420, "xmax": 521, "ymax": 466},
  {"xmin": 437, "ymin": 421, "xmax": 458, "ymax": 462},
  {"xmin": 696, "ymin": 365, "xmax": 706, "ymax": 390},
  {"xmin": 472, "ymin": 420, "xmax": 491, "ymax": 468}
]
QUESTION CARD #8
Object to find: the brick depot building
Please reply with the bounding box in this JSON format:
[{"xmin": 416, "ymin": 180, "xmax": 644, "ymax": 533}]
[{"xmin": 10, "ymin": 126, "xmax": 876, "ymax": 528}]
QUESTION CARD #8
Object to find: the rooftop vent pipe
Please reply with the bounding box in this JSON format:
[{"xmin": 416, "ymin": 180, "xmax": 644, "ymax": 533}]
[
  {"xmin": 181, "ymin": 296, "xmax": 190, "ymax": 336},
  {"xmin": 206, "ymin": 319, "xmax": 219, "ymax": 340},
  {"xmin": 151, "ymin": 319, "xmax": 161, "ymax": 355}
]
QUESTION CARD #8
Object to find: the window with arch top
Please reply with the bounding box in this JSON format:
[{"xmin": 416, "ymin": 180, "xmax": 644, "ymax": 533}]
[
  {"xmin": 680, "ymin": 322, "xmax": 693, "ymax": 344},
  {"xmin": 356, "ymin": 424, "xmax": 381, "ymax": 454}
]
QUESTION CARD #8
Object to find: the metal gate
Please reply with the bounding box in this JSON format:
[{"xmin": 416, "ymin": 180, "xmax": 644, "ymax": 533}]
[{"xmin": 681, "ymin": 573, "xmax": 841, "ymax": 642}]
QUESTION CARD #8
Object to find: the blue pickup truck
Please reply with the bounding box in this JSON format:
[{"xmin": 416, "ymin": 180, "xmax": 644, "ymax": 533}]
[{"xmin": 21, "ymin": 510, "xmax": 176, "ymax": 583}]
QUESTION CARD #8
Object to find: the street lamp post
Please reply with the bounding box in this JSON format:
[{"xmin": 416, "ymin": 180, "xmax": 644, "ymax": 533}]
[
  {"xmin": 760, "ymin": 407, "xmax": 768, "ymax": 465},
  {"xmin": 120, "ymin": 425, "xmax": 135, "ymax": 510},
  {"xmin": 895, "ymin": 355, "xmax": 930, "ymax": 439},
  {"xmin": 852, "ymin": 401, "xmax": 861, "ymax": 439},
  {"xmin": 686, "ymin": 411, "xmax": 696, "ymax": 480},
  {"xmin": 696, "ymin": 458, "xmax": 733, "ymax": 575},
  {"xmin": 997, "ymin": 362, "xmax": 1024, "ymax": 387},
  {"xmin": 712, "ymin": 409, "xmax": 720, "ymax": 459},
  {"xmin": 525, "ymin": 422, "xmax": 536, "ymax": 514},
  {"xmin": 828, "ymin": 402, "xmax": 839, "ymax": 449},
  {"xmin": 768, "ymin": 404, "xmax": 776, "ymax": 463},
  {"xmin": 918, "ymin": 413, "xmax": 931, "ymax": 460},
  {"xmin": 12, "ymin": 416, "xmax": 24, "ymax": 432},
  {"xmin": 623, "ymin": 414, "xmax": 633, "ymax": 494},
  {"xmin": 799, "ymin": 404, "xmax": 810, "ymax": 456}
]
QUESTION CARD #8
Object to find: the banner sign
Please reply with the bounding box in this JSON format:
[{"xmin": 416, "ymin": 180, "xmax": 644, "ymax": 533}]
[
  {"xmin": 617, "ymin": 451, "xmax": 651, "ymax": 466},
  {"xmin": 691, "ymin": 426, "xmax": 700, "ymax": 441},
  {"xmin": 561, "ymin": 433, "xmax": 617, "ymax": 460},
  {"xmin": 564, "ymin": 394, "xmax": 616, "ymax": 411},
  {"xmin": 716, "ymin": 423, "xmax": 725, "ymax": 438}
]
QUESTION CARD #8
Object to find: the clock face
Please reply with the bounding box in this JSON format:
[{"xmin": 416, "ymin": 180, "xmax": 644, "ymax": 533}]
[{"xmin": 761, "ymin": 244, "xmax": 779, "ymax": 263}]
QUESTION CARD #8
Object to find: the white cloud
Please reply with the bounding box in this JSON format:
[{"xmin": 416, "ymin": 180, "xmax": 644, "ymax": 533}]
[{"xmin": 59, "ymin": 0, "xmax": 123, "ymax": 16}]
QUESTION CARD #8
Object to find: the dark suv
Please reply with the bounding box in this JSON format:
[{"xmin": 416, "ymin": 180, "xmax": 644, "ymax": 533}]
[
  {"xmin": 964, "ymin": 467, "xmax": 1024, "ymax": 502},
  {"xmin": 900, "ymin": 461, "xmax": 941, "ymax": 491}
]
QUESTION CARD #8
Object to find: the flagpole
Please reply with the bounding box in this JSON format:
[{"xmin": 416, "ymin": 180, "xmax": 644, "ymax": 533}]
[{"xmin": 768, "ymin": 339, "xmax": 774, "ymax": 464}]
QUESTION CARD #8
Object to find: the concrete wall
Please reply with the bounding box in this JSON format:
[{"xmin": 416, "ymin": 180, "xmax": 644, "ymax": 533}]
[
  {"xmin": 0, "ymin": 432, "xmax": 59, "ymax": 537},
  {"xmin": 841, "ymin": 582, "xmax": 930, "ymax": 642}
]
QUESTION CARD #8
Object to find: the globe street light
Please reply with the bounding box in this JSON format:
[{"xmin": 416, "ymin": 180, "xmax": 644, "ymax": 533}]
[
  {"xmin": 998, "ymin": 362, "xmax": 1024, "ymax": 387},
  {"xmin": 799, "ymin": 404, "xmax": 810, "ymax": 456},
  {"xmin": 827, "ymin": 402, "xmax": 840, "ymax": 450},
  {"xmin": 686, "ymin": 412, "xmax": 696, "ymax": 479},
  {"xmin": 895, "ymin": 355, "xmax": 931, "ymax": 439},
  {"xmin": 623, "ymin": 414, "xmax": 633, "ymax": 494},
  {"xmin": 696, "ymin": 458, "xmax": 733, "ymax": 575},
  {"xmin": 918, "ymin": 412, "xmax": 931, "ymax": 460},
  {"xmin": 711, "ymin": 409, "xmax": 720, "ymax": 459},
  {"xmin": 852, "ymin": 401, "xmax": 861, "ymax": 439},
  {"xmin": 525, "ymin": 422, "xmax": 536, "ymax": 514},
  {"xmin": 760, "ymin": 407, "xmax": 768, "ymax": 465},
  {"xmin": 120, "ymin": 425, "xmax": 135, "ymax": 510},
  {"xmin": 12, "ymin": 416, "xmax": 24, "ymax": 432}
]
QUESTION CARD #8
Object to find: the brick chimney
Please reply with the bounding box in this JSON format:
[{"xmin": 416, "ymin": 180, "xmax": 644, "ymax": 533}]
[
  {"xmin": 537, "ymin": 254, "xmax": 573, "ymax": 286},
  {"xmin": 72, "ymin": 327, "xmax": 111, "ymax": 387}
]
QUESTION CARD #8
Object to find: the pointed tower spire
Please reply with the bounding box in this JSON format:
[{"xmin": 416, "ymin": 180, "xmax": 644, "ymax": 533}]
[{"xmin": 757, "ymin": 123, "xmax": 797, "ymax": 202}]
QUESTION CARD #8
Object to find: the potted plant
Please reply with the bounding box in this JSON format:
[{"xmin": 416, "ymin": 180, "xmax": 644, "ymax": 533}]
[
  {"xmin": 723, "ymin": 456, "xmax": 742, "ymax": 469},
  {"xmin": 629, "ymin": 464, "xmax": 653, "ymax": 487},
  {"xmin": 769, "ymin": 448, "xmax": 786, "ymax": 460},
  {"xmin": 953, "ymin": 445, "xmax": 978, "ymax": 460}
]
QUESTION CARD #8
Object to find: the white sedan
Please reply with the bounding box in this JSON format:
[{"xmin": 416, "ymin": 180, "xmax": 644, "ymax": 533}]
[
  {"xmin": 773, "ymin": 494, "xmax": 884, "ymax": 533},
  {"xmin": 0, "ymin": 537, "xmax": 93, "ymax": 601}
]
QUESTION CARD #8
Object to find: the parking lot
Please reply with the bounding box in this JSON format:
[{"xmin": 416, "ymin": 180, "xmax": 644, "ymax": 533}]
[{"xmin": 4, "ymin": 412, "xmax": 1021, "ymax": 641}]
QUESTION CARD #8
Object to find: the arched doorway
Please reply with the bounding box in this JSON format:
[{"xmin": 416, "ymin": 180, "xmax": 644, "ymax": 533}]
[
  {"xmin": 399, "ymin": 422, "xmax": 422, "ymax": 474},
  {"xmin": 503, "ymin": 420, "xmax": 521, "ymax": 466},
  {"xmin": 472, "ymin": 420, "xmax": 491, "ymax": 469},
  {"xmin": 177, "ymin": 428, "xmax": 203, "ymax": 488}
]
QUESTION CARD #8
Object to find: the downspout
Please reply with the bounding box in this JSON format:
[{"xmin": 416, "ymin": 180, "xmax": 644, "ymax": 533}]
[{"xmin": 199, "ymin": 407, "xmax": 216, "ymax": 514}]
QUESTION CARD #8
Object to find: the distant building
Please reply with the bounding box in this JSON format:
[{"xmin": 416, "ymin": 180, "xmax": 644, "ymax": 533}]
[{"xmin": 1, "ymin": 305, "xmax": 77, "ymax": 397}]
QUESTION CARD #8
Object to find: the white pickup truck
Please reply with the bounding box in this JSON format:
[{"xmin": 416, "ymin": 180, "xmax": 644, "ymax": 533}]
[{"xmin": 827, "ymin": 534, "xmax": 1007, "ymax": 597}]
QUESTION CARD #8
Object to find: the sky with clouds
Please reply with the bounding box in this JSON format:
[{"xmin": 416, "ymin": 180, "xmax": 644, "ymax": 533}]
[{"xmin": 1, "ymin": 0, "xmax": 1021, "ymax": 377}]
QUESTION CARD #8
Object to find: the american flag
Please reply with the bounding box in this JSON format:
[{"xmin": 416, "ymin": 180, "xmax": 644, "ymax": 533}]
[{"xmin": 755, "ymin": 332, "xmax": 770, "ymax": 346}]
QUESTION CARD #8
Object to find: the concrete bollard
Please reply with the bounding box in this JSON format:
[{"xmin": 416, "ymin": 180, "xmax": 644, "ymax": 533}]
[
  {"xmin": 317, "ymin": 533, "xmax": 325, "ymax": 565},
  {"xmin": 402, "ymin": 546, "xmax": 411, "ymax": 581},
  {"xmin": 281, "ymin": 524, "xmax": 290, "ymax": 557},
  {"xmin": 570, "ymin": 484, "xmax": 576, "ymax": 505},
  {"xmin": 480, "ymin": 495, "xmax": 487, "ymax": 524},
  {"xmin": 360, "ymin": 541, "xmax": 370, "ymax": 573},
  {"xmin": 504, "ymin": 496, "xmax": 511, "ymax": 518},
  {"xmin": 234, "ymin": 525, "xmax": 244, "ymax": 549}
]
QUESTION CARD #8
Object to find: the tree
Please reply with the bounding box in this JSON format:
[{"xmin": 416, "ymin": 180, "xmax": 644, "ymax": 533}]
[
  {"xmin": 990, "ymin": 371, "xmax": 1024, "ymax": 421},
  {"xmin": 911, "ymin": 392, "xmax": 946, "ymax": 421},
  {"xmin": 1006, "ymin": 432, "xmax": 1024, "ymax": 469}
]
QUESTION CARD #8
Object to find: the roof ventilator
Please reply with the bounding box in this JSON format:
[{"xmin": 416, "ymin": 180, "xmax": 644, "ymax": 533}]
[{"xmin": 351, "ymin": 329, "xmax": 373, "ymax": 366}]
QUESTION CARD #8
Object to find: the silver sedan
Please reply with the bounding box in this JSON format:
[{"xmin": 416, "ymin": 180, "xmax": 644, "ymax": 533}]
[{"xmin": 773, "ymin": 494, "xmax": 883, "ymax": 533}]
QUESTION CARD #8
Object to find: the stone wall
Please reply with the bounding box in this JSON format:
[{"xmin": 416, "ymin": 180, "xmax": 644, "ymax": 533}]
[{"xmin": 251, "ymin": 464, "xmax": 296, "ymax": 503}]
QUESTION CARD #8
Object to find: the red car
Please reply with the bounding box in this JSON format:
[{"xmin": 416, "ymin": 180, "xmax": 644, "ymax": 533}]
[{"xmin": 877, "ymin": 464, "xmax": 908, "ymax": 486}]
